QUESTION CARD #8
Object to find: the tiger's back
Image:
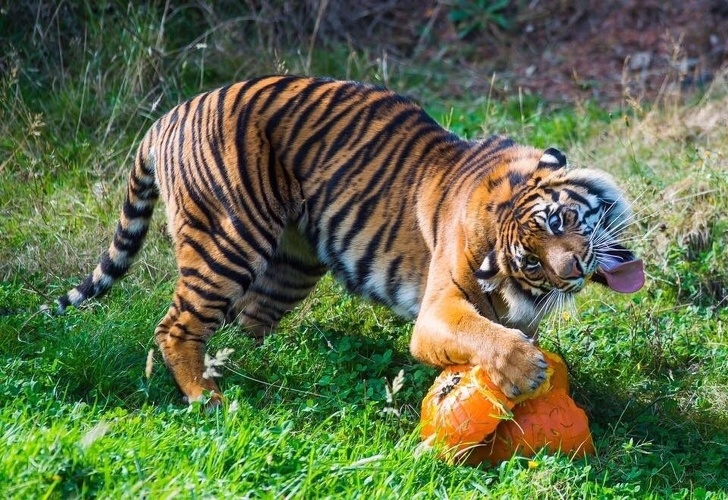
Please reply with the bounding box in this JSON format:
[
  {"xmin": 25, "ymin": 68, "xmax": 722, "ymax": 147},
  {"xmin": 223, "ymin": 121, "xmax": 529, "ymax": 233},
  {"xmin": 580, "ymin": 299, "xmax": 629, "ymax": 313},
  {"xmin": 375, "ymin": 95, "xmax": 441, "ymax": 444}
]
[
  {"xmin": 57, "ymin": 75, "xmax": 642, "ymax": 404},
  {"xmin": 147, "ymin": 75, "xmax": 477, "ymax": 318},
  {"xmin": 236, "ymin": 75, "xmax": 444, "ymax": 316}
]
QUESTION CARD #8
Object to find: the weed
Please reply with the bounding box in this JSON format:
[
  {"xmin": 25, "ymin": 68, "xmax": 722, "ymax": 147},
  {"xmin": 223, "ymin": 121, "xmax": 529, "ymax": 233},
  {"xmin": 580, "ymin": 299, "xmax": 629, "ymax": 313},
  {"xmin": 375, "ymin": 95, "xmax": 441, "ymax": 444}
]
[{"xmin": 446, "ymin": 0, "xmax": 513, "ymax": 40}]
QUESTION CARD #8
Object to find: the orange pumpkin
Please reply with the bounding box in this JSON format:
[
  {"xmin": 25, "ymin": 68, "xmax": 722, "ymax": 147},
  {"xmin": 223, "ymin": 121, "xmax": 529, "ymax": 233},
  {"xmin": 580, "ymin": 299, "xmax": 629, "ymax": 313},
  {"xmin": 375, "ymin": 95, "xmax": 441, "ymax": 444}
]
[
  {"xmin": 420, "ymin": 349, "xmax": 593, "ymax": 466},
  {"xmin": 476, "ymin": 388, "xmax": 595, "ymax": 466},
  {"xmin": 420, "ymin": 365, "xmax": 514, "ymax": 454},
  {"xmin": 543, "ymin": 350, "xmax": 569, "ymax": 393}
]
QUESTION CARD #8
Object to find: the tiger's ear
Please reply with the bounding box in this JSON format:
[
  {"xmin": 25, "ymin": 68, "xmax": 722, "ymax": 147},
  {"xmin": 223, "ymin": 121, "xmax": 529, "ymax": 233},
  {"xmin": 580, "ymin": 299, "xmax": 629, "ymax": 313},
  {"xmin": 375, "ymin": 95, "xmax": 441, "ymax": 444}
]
[
  {"xmin": 537, "ymin": 147, "xmax": 568, "ymax": 170},
  {"xmin": 474, "ymin": 250, "xmax": 503, "ymax": 292}
]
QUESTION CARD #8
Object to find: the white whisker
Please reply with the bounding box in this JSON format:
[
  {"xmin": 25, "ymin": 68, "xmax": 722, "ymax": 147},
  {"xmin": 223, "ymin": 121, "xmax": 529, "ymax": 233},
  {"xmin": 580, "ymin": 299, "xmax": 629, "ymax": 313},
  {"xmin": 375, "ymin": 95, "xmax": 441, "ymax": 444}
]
[
  {"xmin": 529, "ymin": 289, "xmax": 556, "ymax": 328},
  {"xmin": 602, "ymin": 193, "xmax": 655, "ymax": 233},
  {"xmin": 528, "ymin": 288, "xmax": 575, "ymax": 329},
  {"xmin": 590, "ymin": 207, "xmax": 653, "ymax": 249},
  {"xmin": 666, "ymin": 189, "xmax": 720, "ymax": 204},
  {"xmin": 590, "ymin": 189, "xmax": 650, "ymax": 245},
  {"xmin": 593, "ymin": 235, "xmax": 643, "ymax": 247}
]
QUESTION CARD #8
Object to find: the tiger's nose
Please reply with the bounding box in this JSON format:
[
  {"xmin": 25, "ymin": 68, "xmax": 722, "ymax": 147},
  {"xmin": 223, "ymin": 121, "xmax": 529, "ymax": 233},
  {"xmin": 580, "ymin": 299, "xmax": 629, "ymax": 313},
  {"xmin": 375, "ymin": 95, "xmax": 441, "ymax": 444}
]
[{"xmin": 560, "ymin": 256, "xmax": 584, "ymax": 280}]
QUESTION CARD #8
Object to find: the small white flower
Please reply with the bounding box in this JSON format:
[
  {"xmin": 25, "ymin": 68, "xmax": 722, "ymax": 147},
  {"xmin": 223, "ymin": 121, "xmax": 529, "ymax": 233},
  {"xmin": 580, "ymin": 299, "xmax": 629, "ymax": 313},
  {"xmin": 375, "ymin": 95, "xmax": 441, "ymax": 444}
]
[
  {"xmin": 382, "ymin": 369, "xmax": 406, "ymax": 417},
  {"xmin": 144, "ymin": 349, "xmax": 154, "ymax": 379},
  {"xmin": 80, "ymin": 422, "xmax": 111, "ymax": 450},
  {"xmin": 202, "ymin": 348, "xmax": 235, "ymax": 379},
  {"xmin": 390, "ymin": 369, "xmax": 405, "ymax": 396}
]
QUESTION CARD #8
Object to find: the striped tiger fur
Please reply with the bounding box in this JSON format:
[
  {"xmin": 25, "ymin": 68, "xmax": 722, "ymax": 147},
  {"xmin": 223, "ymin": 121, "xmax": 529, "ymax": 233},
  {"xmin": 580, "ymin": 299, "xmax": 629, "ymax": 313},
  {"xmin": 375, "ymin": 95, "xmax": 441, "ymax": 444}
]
[{"xmin": 56, "ymin": 76, "xmax": 644, "ymax": 404}]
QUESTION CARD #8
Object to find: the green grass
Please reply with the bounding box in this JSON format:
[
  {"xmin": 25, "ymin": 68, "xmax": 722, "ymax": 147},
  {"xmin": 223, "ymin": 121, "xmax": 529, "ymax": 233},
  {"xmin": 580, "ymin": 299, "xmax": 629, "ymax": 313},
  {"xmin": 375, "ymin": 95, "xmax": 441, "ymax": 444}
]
[{"xmin": 2, "ymin": 2, "xmax": 727, "ymax": 497}]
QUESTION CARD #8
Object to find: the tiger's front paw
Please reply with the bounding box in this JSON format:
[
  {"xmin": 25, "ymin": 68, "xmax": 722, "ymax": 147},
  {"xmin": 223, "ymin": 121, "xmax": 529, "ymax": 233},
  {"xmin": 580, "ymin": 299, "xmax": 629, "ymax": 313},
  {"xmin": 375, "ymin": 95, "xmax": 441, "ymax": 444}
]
[{"xmin": 481, "ymin": 328, "xmax": 548, "ymax": 399}]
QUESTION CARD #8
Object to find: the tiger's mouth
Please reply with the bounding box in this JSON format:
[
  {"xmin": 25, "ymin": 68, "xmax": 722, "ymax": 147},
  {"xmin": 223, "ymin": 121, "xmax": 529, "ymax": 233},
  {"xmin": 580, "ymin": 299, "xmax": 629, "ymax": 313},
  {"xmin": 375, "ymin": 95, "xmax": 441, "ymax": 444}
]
[{"xmin": 591, "ymin": 244, "xmax": 645, "ymax": 293}]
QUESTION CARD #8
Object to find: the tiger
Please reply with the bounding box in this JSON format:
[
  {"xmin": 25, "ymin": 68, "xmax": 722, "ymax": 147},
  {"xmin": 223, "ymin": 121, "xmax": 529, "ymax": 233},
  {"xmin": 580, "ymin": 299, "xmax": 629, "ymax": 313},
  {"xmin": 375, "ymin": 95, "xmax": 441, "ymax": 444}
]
[{"xmin": 56, "ymin": 75, "xmax": 644, "ymax": 405}]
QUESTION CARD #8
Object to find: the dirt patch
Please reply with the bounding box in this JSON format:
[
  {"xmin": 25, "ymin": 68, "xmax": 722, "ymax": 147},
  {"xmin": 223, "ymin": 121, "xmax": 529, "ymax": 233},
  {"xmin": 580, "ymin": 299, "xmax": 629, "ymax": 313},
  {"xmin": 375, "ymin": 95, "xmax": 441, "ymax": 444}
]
[
  {"xmin": 421, "ymin": 0, "xmax": 728, "ymax": 105},
  {"xmin": 4, "ymin": 1, "xmax": 726, "ymax": 106}
]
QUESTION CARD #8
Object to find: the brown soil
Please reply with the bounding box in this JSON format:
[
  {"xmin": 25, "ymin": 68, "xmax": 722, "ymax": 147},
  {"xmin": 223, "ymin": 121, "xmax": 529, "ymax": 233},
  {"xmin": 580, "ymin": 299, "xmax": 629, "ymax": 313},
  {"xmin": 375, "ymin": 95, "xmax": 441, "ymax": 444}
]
[{"xmin": 417, "ymin": 0, "xmax": 728, "ymax": 105}]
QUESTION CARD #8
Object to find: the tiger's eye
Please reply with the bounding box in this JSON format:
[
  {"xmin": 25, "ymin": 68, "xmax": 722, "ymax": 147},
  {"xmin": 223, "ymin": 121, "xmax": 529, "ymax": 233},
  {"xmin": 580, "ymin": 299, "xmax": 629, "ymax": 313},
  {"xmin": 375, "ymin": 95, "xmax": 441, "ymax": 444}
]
[
  {"xmin": 548, "ymin": 213, "xmax": 562, "ymax": 234},
  {"xmin": 524, "ymin": 254, "xmax": 541, "ymax": 268}
]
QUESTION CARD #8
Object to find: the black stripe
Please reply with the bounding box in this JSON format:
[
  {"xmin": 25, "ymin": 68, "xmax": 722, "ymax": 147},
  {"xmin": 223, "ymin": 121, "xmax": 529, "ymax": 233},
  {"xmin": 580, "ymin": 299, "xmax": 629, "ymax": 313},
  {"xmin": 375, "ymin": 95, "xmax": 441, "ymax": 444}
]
[
  {"xmin": 403, "ymin": 127, "xmax": 460, "ymax": 191},
  {"xmin": 202, "ymin": 87, "xmax": 238, "ymax": 207},
  {"xmin": 74, "ymin": 275, "xmax": 98, "ymax": 300},
  {"xmin": 381, "ymin": 204, "xmax": 405, "ymax": 253},
  {"xmin": 183, "ymin": 281, "xmax": 231, "ymax": 309},
  {"xmin": 180, "ymin": 101, "xmax": 281, "ymax": 256},
  {"xmin": 100, "ymin": 252, "xmax": 129, "ymax": 279},
  {"xmin": 508, "ymin": 171, "xmax": 525, "ymax": 187},
  {"xmin": 320, "ymin": 108, "xmax": 421, "ymax": 250},
  {"xmin": 487, "ymin": 174, "xmax": 507, "ymax": 190},
  {"xmin": 234, "ymin": 108, "xmax": 287, "ymax": 244},
  {"xmin": 353, "ymin": 224, "xmax": 386, "ymax": 286},
  {"xmin": 275, "ymin": 255, "xmax": 327, "ymax": 275},
  {"xmin": 257, "ymin": 138, "xmax": 286, "ymax": 226},
  {"xmin": 240, "ymin": 309, "xmax": 272, "ymax": 327},
  {"xmin": 334, "ymin": 118, "xmax": 444, "ymax": 252},
  {"xmin": 263, "ymin": 140, "xmax": 286, "ymax": 215},
  {"xmin": 190, "ymin": 92, "xmax": 235, "ymax": 210},
  {"xmin": 583, "ymin": 205, "xmax": 602, "ymax": 220},
  {"xmin": 317, "ymin": 90, "xmax": 397, "ymax": 168},
  {"xmin": 310, "ymin": 83, "xmax": 364, "ymax": 129},
  {"xmin": 384, "ymin": 256, "xmax": 403, "ymax": 303},
  {"xmin": 314, "ymin": 109, "xmax": 421, "ymax": 218},
  {"xmin": 279, "ymin": 85, "xmax": 337, "ymax": 163},
  {"xmin": 200, "ymin": 221, "xmax": 270, "ymax": 274},
  {"xmin": 553, "ymin": 178, "xmax": 609, "ymax": 198},
  {"xmin": 224, "ymin": 210, "xmax": 277, "ymax": 259},
  {"xmin": 266, "ymin": 78, "xmax": 332, "ymax": 143},
  {"xmin": 182, "ymin": 237, "xmax": 254, "ymax": 289},
  {"xmin": 432, "ymin": 137, "xmax": 518, "ymax": 243},
  {"xmin": 293, "ymin": 89, "xmax": 390, "ymax": 180},
  {"xmin": 484, "ymin": 293, "xmax": 501, "ymax": 323},
  {"xmin": 177, "ymin": 191, "xmax": 213, "ymax": 231},
  {"xmin": 563, "ymin": 188, "xmax": 590, "ymax": 206},
  {"xmin": 439, "ymin": 132, "xmax": 508, "ymax": 190},
  {"xmin": 167, "ymin": 320, "xmax": 207, "ymax": 342},
  {"xmin": 56, "ymin": 295, "xmax": 71, "ymax": 311},
  {"xmin": 113, "ymin": 225, "xmax": 145, "ymax": 253},
  {"xmin": 265, "ymin": 264, "xmax": 325, "ymax": 287},
  {"xmin": 180, "ymin": 266, "xmax": 226, "ymax": 287},
  {"xmin": 258, "ymin": 76, "xmax": 302, "ymax": 112},
  {"xmin": 258, "ymin": 274, "xmax": 320, "ymax": 292},
  {"xmin": 122, "ymin": 200, "xmax": 154, "ymax": 219},
  {"xmin": 253, "ymin": 286, "xmax": 308, "ymax": 307},
  {"xmin": 450, "ymin": 272, "xmax": 478, "ymax": 305},
  {"xmin": 230, "ymin": 76, "xmax": 292, "ymax": 116},
  {"xmin": 517, "ymin": 191, "xmax": 544, "ymax": 207}
]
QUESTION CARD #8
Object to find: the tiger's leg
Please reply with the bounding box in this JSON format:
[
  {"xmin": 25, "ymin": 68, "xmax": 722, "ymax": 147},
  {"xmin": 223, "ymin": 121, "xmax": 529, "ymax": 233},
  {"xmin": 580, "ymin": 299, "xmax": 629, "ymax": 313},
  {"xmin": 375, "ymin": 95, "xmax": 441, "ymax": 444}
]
[
  {"xmin": 410, "ymin": 253, "xmax": 548, "ymax": 399},
  {"xmin": 154, "ymin": 229, "xmax": 277, "ymax": 404},
  {"xmin": 229, "ymin": 226, "xmax": 327, "ymax": 340},
  {"xmin": 154, "ymin": 278, "xmax": 227, "ymax": 403}
]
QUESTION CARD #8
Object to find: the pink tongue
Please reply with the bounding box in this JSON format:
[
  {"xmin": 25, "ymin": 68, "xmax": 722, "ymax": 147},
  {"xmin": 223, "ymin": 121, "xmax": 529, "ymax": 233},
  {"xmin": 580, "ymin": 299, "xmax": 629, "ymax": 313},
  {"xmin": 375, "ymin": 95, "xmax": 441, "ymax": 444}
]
[{"xmin": 599, "ymin": 259, "xmax": 645, "ymax": 293}]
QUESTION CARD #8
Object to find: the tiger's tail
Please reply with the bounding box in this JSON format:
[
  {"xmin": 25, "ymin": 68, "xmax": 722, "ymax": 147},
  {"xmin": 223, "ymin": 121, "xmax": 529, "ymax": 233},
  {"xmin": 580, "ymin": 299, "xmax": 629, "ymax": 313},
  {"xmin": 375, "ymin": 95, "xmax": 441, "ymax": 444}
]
[{"xmin": 56, "ymin": 139, "xmax": 159, "ymax": 313}]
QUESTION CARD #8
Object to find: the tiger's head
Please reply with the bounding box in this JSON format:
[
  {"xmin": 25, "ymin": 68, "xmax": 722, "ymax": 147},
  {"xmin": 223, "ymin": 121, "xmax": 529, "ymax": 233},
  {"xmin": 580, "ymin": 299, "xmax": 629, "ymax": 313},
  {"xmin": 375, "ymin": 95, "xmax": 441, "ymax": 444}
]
[{"xmin": 474, "ymin": 147, "xmax": 644, "ymax": 326}]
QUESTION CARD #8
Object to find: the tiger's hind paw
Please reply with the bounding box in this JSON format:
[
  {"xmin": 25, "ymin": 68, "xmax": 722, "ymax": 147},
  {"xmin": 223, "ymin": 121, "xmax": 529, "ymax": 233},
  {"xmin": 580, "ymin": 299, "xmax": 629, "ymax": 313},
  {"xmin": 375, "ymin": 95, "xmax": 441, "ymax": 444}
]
[{"xmin": 184, "ymin": 390, "xmax": 224, "ymax": 412}]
